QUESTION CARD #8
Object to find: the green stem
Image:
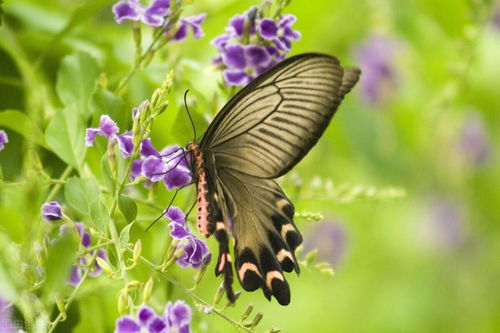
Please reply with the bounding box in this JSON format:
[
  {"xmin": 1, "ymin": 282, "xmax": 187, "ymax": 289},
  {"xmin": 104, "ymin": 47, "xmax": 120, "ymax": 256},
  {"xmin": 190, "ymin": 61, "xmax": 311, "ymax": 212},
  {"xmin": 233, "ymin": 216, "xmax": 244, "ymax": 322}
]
[
  {"xmin": 48, "ymin": 240, "xmax": 103, "ymax": 333},
  {"xmin": 133, "ymin": 251, "xmax": 254, "ymax": 333}
]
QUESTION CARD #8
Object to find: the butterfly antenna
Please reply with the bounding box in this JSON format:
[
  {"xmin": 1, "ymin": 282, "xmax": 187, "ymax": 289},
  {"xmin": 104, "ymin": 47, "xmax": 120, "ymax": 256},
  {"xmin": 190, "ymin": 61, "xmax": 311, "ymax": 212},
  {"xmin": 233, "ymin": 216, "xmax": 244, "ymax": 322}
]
[
  {"xmin": 185, "ymin": 199, "xmax": 197, "ymax": 220},
  {"xmin": 145, "ymin": 188, "xmax": 179, "ymax": 232},
  {"xmin": 184, "ymin": 90, "xmax": 197, "ymax": 143}
]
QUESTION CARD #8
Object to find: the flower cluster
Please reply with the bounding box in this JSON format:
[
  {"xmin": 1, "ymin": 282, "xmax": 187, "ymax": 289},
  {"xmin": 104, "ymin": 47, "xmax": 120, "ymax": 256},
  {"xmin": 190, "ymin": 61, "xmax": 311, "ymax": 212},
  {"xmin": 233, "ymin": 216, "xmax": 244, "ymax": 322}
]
[
  {"xmin": 212, "ymin": 7, "xmax": 300, "ymax": 86},
  {"xmin": 0, "ymin": 130, "xmax": 8, "ymax": 151},
  {"xmin": 60, "ymin": 223, "xmax": 108, "ymax": 285},
  {"xmin": 131, "ymin": 140, "xmax": 192, "ymax": 190},
  {"xmin": 112, "ymin": 0, "xmax": 206, "ymax": 42},
  {"xmin": 164, "ymin": 206, "xmax": 210, "ymax": 268},
  {"xmin": 354, "ymin": 35, "xmax": 399, "ymax": 105},
  {"xmin": 86, "ymin": 114, "xmax": 192, "ymax": 190},
  {"xmin": 40, "ymin": 201, "xmax": 108, "ymax": 285},
  {"xmin": 115, "ymin": 301, "xmax": 192, "ymax": 333}
]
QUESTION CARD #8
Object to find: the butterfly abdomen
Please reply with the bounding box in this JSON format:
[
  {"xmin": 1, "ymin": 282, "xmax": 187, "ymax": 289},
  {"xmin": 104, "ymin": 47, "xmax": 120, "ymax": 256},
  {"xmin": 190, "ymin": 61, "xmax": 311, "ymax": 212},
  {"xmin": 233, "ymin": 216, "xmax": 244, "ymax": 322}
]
[{"xmin": 188, "ymin": 143, "xmax": 215, "ymax": 238}]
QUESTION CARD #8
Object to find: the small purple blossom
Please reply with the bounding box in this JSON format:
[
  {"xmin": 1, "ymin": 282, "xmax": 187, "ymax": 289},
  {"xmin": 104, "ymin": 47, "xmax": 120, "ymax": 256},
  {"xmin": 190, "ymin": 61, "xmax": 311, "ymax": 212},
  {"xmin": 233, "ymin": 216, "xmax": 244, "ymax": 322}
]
[
  {"xmin": 258, "ymin": 15, "xmax": 301, "ymax": 51},
  {"xmin": 212, "ymin": 7, "xmax": 300, "ymax": 86},
  {"xmin": 60, "ymin": 222, "xmax": 108, "ymax": 285},
  {"xmin": 115, "ymin": 315, "xmax": 141, "ymax": 333},
  {"xmin": 426, "ymin": 198, "xmax": 466, "ymax": 250},
  {"xmin": 113, "ymin": 0, "xmax": 170, "ymax": 27},
  {"xmin": 303, "ymin": 221, "xmax": 347, "ymax": 266},
  {"xmin": 117, "ymin": 131, "xmax": 134, "ymax": 157},
  {"xmin": 41, "ymin": 201, "xmax": 63, "ymax": 222},
  {"xmin": 177, "ymin": 236, "xmax": 210, "ymax": 269},
  {"xmin": 0, "ymin": 297, "xmax": 16, "ymax": 333},
  {"xmin": 114, "ymin": 302, "xmax": 192, "ymax": 333},
  {"xmin": 354, "ymin": 35, "xmax": 399, "ymax": 105},
  {"xmin": 136, "ymin": 142, "xmax": 192, "ymax": 189},
  {"xmin": 0, "ymin": 130, "xmax": 8, "ymax": 151},
  {"xmin": 165, "ymin": 206, "xmax": 190, "ymax": 240},
  {"xmin": 172, "ymin": 14, "xmax": 207, "ymax": 41},
  {"xmin": 493, "ymin": 6, "xmax": 500, "ymax": 30},
  {"xmin": 164, "ymin": 301, "xmax": 191, "ymax": 332},
  {"xmin": 86, "ymin": 115, "xmax": 120, "ymax": 146},
  {"xmin": 460, "ymin": 113, "xmax": 490, "ymax": 166}
]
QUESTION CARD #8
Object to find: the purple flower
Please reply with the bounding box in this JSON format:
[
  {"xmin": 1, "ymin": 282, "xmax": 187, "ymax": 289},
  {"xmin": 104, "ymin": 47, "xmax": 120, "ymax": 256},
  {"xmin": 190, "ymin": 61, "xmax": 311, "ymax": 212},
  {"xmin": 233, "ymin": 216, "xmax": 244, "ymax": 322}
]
[
  {"xmin": 0, "ymin": 297, "xmax": 16, "ymax": 332},
  {"xmin": 221, "ymin": 44, "xmax": 272, "ymax": 86},
  {"xmin": 354, "ymin": 35, "xmax": 399, "ymax": 105},
  {"xmin": 177, "ymin": 236, "xmax": 210, "ymax": 269},
  {"xmin": 86, "ymin": 115, "xmax": 120, "ymax": 146},
  {"xmin": 258, "ymin": 15, "xmax": 301, "ymax": 51},
  {"xmin": 212, "ymin": 8, "xmax": 300, "ymax": 86},
  {"xmin": 41, "ymin": 201, "xmax": 63, "ymax": 221},
  {"xmin": 60, "ymin": 222, "xmax": 108, "ymax": 285},
  {"xmin": 164, "ymin": 300, "xmax": 191, "ymax": 332},
  {"xmin": 114, "ymin": 302, "xmax": 192, "ymax": 333},
  {"xmin": 136, "ymin": 142, "xmax": 192, "ymax": 189},
  {"xmin": 164, "ymin": 206, "xmax": 190, "ymax": 240},
  {"xmin": 117, "ymin": 131, "xmax": 134, "ymax": 158},
  {"xmin": 113, "ymin": 0, "xmax": 170, "ymax": 27},
  {"xmin": 303, "ymin": 221, "xmax": 347, "ymax": 266},
  {"xmin": 60, "ymin": 222, "xmax": 91, "ymax": 247},
  {"xmin": 0, "ymin": 130, "xmax": 8, "ymax": 151},
  {"xmin": 494, "ymin": 6, "xmax": 500, "ymax": 30},
  {"xmin": 172, "ymin": 14, "xmax": 207, "ymax": 41},
  {"xmin": 460, "ymin": 113, "xmax": 490, "ymax": 166},
  {"xmin": 130, "ymin": 160, "xmax": 144, "ymax": 180},
  {"xmin": 426, "ymin": 198, "xmax": 466, "ymax": 249},
  {"xmin": 115, "ymin": 315, "xmax": 141, "ymax": 333},
  {"xmin": 142, "ymin": 156, "xmax": 168, "ymax": 181}
]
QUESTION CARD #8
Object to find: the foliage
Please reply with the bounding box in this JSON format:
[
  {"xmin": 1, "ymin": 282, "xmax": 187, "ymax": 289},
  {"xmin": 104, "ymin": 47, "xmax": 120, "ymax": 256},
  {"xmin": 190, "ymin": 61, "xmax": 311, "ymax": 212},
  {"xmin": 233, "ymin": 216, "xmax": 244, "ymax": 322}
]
[{"xmin": 1, "ymin": 0, "xmax": 500, "ymax": 332}]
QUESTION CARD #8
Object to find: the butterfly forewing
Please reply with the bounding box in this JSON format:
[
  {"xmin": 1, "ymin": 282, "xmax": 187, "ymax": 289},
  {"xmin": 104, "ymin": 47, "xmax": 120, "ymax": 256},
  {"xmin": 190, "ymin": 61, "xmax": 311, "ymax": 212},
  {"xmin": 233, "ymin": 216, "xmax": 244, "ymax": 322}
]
[
  {"xmin": 198, "ymin": 53, "xmax": 360, "ymax": 305},
  {"xmin": 201, "ymin": 54, "xmax": 360, "ymax": 179}
]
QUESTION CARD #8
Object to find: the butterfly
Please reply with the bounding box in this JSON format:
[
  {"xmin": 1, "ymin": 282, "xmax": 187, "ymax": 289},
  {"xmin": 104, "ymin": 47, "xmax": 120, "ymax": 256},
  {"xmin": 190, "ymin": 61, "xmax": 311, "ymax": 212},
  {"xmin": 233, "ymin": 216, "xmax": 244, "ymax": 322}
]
[{"xmin": 186, "ymin": 53, "xmax": 360, "ymax": 305}]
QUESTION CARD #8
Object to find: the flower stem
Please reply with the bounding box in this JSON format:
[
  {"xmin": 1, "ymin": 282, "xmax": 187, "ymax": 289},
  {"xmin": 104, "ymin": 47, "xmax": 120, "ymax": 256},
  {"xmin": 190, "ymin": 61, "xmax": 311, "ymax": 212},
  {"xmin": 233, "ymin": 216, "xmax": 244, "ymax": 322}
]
[
  {"xmin": 132, "ymin": 250, "xmax": 254, "ymax": 333},
  {"xmin": 48, "ymin": 240, "xmax": 103, "ymax": 333}
]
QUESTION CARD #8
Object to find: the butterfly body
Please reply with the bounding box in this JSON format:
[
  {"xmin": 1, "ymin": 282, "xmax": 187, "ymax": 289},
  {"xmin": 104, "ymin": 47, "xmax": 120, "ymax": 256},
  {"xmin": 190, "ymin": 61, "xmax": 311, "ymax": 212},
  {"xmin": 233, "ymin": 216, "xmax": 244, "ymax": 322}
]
[{"xmin": 190, "ymin": 53, "xmax": 360, "ymax": 305}]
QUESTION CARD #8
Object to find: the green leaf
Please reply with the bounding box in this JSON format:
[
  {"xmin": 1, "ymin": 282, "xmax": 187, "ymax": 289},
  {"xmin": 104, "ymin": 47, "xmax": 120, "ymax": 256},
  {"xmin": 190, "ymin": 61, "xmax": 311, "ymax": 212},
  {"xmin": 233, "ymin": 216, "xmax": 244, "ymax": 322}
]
[
  {"xmin": 92, "ymin": 88, "xmax": 126, "ymax": 127},
  {"xmin": 0, "ymin": 110, "xmax": 48, "ymax": 148},
  {"xmin": 42, "ymin": 232, "xmax": 77, "ymax": 303},
  {"xmin": 118, "ymin": 195, "xmax": 137, "ymax": 224},
  {"xmin": 119, "ymin": 222, "xmax": 134, "ymax": 248},
  {"xmin": 45, "ymin": 106, "xmax": 86, "ymax": 170},
  {"xmin": 89, "ymin": 198, "xmax": 109, "ymax": 233},
  {"xmin": 65, "ymin": 177, "xmax": 100, "ymax": 215},
  {"xmin": 56, "ymin": 52, "xmax": 100, "ymax": 119},
  {"xmin": 0, "ymin": 207, "xmax": 25, "ymax": 243}
]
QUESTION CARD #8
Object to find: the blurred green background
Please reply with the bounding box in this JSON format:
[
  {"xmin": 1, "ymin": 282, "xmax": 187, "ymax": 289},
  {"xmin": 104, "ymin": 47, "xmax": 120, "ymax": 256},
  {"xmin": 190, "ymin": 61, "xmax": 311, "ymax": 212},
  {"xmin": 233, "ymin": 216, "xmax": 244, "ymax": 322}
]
[{"xmin": 1, "ymin": 0, "xmax": 500, "ymax": 332}]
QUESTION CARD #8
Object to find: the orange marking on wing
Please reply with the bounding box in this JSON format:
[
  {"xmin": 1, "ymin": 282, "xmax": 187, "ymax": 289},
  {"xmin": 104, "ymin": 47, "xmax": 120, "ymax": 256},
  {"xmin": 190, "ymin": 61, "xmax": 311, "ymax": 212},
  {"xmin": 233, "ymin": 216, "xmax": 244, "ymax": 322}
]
[{"xmin": 238, "ymin": 263, "xmax": 261, "ymax": 281}]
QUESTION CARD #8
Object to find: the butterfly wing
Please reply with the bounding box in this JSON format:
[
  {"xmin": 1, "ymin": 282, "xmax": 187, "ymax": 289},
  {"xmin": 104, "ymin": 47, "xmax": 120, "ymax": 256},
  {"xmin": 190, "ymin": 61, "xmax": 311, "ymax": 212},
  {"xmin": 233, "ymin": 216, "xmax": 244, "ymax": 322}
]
[
  {"xmin": 215, "ymin": 167, "xmax": 301, "ymax": 305},
  {"xmin": 201, "ymin": 53, "xmax": 360, "ymax": 305},
  {"xmin": 201, "ymin": 53, "xmax": 361, "ymax": 179}
]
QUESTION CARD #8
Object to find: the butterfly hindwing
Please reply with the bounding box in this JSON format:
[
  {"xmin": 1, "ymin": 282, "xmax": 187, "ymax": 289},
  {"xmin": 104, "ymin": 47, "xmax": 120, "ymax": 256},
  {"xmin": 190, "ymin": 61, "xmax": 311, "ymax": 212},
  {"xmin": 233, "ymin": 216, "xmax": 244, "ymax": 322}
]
[{"xmin": 215, "ymin": 167, "xmax": 302, "ymax": 305}]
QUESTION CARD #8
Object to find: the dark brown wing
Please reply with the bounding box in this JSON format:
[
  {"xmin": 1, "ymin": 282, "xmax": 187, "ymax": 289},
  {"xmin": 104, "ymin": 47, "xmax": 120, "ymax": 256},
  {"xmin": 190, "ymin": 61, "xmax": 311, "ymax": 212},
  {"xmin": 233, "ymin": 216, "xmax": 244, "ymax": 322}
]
[
  {"xmin": 214, "ymin": 167, "xmax": 302, "ymax": 305},
  {"xmin": 200, "ymin": 53, "xmax": 361, "ymax": 179}
]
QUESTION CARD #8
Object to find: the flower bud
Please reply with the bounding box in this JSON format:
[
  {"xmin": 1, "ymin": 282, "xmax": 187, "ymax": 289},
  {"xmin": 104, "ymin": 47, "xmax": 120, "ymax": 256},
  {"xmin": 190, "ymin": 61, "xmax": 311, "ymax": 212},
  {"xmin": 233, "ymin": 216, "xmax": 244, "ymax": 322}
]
[
  {"xmin": 96, "ymin": 257, "xmax": 114, "ymax": 275},
  {"xmin": 143, "ymin": 277, "xmax": 153, "ymax": 303}
]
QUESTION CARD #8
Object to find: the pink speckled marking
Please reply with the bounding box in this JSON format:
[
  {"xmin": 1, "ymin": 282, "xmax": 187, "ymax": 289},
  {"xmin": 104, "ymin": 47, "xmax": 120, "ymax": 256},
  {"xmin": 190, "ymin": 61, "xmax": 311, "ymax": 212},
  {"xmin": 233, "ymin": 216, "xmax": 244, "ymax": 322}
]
[{"xmin": 188, "ymin": 143, "xmax": 211, "ymax": 238}]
